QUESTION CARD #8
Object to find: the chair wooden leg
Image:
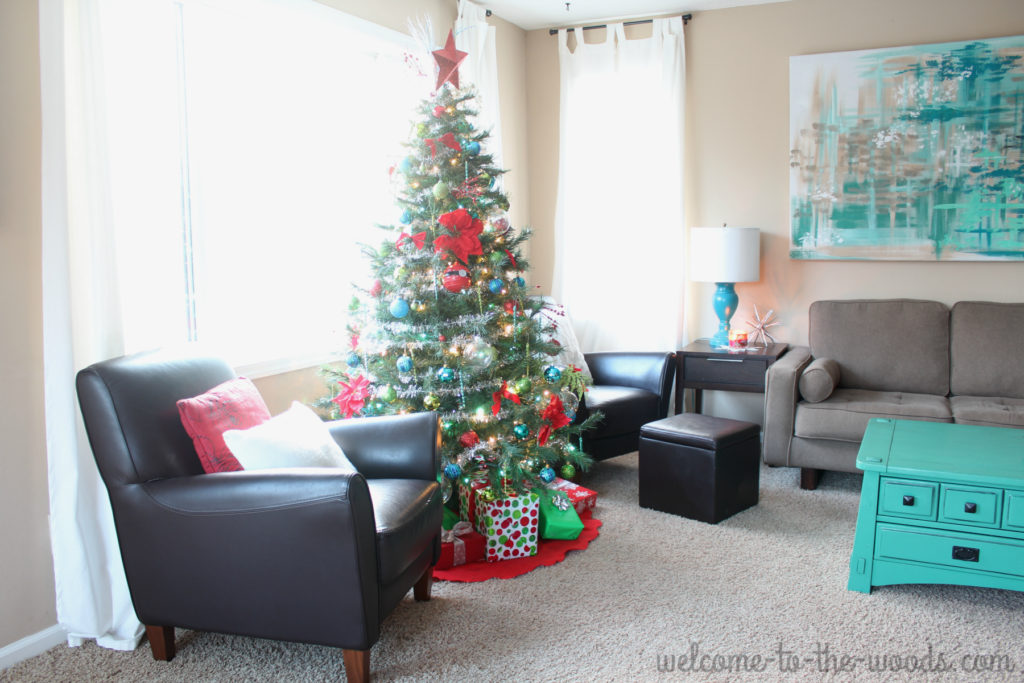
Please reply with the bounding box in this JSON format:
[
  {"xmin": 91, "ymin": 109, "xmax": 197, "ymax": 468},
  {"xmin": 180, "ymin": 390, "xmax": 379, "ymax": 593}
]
[
  {"xmin": 800, "ymin": 467, "xmax": 821, "ymax": 491},
  {"xmin": 343, "ymin": 648, "xmax": 370, "ymax": 683},
  {"xmin": 146, "ymin": 625, "xmax": 175, "ymax": 661},
  {"xmin": 413, "ymin": 567, "xmax": 433, "ymax": 601}
]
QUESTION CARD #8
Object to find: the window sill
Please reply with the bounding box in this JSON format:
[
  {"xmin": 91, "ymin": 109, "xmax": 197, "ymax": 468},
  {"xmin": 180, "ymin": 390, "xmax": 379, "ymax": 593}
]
[{"xmin": 234, "ymin": 352, "xmax": 342, "ymax": 379}]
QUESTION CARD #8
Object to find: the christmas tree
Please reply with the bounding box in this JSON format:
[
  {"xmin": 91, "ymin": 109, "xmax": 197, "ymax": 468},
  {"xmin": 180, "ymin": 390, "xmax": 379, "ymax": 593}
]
[{"xmin": 322, "ymin": 30, "xmax": 596, "ymax": 502}]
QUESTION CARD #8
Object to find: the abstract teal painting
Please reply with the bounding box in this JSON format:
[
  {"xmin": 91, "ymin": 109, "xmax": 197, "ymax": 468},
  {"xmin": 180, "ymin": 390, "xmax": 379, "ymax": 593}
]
[{"xmin": 790, "ymin": 36, "xmax": 1024, "ymax": 260}]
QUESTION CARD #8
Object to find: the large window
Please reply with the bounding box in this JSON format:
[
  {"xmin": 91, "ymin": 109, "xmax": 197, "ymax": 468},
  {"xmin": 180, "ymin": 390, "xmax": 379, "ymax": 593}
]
[{"xmin": 96, "ymin": 0, "xmax": 423, "ymax": 372}]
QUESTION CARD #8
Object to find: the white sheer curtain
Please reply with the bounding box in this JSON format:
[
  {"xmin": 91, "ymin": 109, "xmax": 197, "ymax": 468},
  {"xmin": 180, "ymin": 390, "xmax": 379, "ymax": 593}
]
[
  {"xmin": 455, "ymin": 0, "xmax": 502, "ymax": 166},
  {"xmin": 552, "ymin": 18, "xmax": 686, "ymax": 352},
  {"xmin": 39, "ymin": 0, "xmax": 142, "ymax": 650},
  {"xmin": 39, "ymin": 0, "xmax": 420, "ymax": 650}
]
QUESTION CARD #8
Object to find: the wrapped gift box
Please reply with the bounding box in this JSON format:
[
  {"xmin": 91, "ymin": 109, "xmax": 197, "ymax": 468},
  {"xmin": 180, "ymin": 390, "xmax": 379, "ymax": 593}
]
[
  {"xmin": 546, "ymin": 477, "xmax": 597, "ymax": 514},
  {"xmin": 458, "ymin": 480, "xmax": 488, "ymax": 528},
  {"xmin": 475, "ymin": 491, "xmax": 540, "ymax": 562},
  {"xmin": 538, "ymin": 492, "xmax": 584, "ymax": 540},
  {"xmin": 436, "ymin": 521, "xmax": 486, "ymax": 569}
]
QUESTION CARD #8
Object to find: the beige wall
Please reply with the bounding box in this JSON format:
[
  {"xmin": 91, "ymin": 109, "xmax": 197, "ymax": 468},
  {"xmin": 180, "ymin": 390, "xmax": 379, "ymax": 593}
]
[
  {"xmin": 0, "ymin": 0, "xmax": 58, "ymax": 649},
  {"xmin": 525, "ymin": 0, "xmax": 1024, "ymax": 420}
]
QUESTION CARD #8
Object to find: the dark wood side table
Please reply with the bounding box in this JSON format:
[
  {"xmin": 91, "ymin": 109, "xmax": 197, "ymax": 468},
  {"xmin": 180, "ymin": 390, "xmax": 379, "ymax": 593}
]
[{"xmin": 674, "ymin": 341, "xmax": 789, "ymax": 414}]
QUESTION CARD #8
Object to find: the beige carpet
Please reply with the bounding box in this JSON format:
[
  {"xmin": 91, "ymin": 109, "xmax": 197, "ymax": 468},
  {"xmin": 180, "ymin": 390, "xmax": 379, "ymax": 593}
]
[{"xmin": 5, "ymin": 454, "xmax": 1024, "ymax": 682}]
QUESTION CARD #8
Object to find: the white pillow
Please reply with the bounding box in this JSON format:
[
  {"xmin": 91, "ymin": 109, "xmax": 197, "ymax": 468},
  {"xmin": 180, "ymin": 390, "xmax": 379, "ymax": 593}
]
[
  {"xmin": 541, "ymin": 297, "xmax": 594, "ymax": 382},
  {"xmin": 222, "ymin": 401, "xmax": 355, "ymax": 471}
]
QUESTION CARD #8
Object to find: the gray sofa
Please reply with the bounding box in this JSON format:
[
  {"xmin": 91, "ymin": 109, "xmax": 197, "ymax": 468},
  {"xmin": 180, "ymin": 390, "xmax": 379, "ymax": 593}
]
[{"xmin": 763, "ymin": 299, "xmax": 1024, "ymax": 489}]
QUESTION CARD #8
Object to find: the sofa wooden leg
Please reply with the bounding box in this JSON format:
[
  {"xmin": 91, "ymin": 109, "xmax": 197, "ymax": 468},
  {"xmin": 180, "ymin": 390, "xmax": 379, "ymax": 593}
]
[
  {"xmin": 413, "ymin": 567, "xmax": 433, "ymax": 601},
  {"xmin": 800, "ymin": 468, "xmax": 821, "ymax": 490},
  {"xmin": 146, "ymin": 625, "xmax": 175, "ymax": 661},
  {"xmin": 343, "ymin": 648, "xmax": 370, "ymax": 683}
]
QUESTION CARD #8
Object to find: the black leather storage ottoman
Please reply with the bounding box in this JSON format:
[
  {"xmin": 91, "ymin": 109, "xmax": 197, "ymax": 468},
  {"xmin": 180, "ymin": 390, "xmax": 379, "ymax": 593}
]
[{"xmin": 639, "ymin": 414, "xmax": 760, "ymax": 523}]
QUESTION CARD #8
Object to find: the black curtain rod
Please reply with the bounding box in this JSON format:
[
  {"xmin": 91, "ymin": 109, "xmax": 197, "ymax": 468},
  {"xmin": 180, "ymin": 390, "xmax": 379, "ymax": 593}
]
[{"xmin": 548, "ymin": 14, "xmax": 691, "ymax": 35}]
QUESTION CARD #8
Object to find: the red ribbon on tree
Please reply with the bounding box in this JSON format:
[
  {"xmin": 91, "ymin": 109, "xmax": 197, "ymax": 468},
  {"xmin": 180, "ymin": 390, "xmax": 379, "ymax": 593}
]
[
  {"xmin": 396, "ymin": 231, "xmax": 426, "ymax": 249},
  {"xmin": 332, "ymin": 374, "xmax": 371, "ymax": 419},
  {"xmin": 424, "ymin": 132, "xmax": 462, "ymax": 158},
  {"xmin": 504, "ymin": 249, "xmax": 518, "ymax": 268},
  {"xmin": 538, "ymin": 394, "xmax": 572, "ymax": 446},
  {"xmin": 491, "ymin": 381, "xmax": 522, "ymax": 416},
  {"xmin": 434, "ymin": 208, "xmax": 483, "ymax": 265}
]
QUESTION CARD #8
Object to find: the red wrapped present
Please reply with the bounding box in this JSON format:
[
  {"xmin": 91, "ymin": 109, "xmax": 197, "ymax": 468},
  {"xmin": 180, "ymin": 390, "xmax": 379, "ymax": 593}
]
[
  {"xmin": 546, "ymin": 477, "xmax": 597, "ymax": 514},
  {"xmin": 458, "ymin": 480, "xmax": 489, "ymax": 527},
  {"xmin": 436, "ymin": 521, "xmax": 486, "ymax": 569}
]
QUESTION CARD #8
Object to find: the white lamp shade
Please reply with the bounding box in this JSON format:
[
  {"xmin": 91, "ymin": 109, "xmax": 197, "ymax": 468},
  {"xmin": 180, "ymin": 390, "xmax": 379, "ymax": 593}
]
[{"xmin": 688, "ymin": 226, "xmax": 761, "ymax": 283}]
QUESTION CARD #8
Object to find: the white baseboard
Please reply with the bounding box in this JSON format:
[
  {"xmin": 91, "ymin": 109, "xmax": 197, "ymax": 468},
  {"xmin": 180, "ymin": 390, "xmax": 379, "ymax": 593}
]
[{"xmin": 0, "ymin": 624, "xmax": 66, "ymax": 670}]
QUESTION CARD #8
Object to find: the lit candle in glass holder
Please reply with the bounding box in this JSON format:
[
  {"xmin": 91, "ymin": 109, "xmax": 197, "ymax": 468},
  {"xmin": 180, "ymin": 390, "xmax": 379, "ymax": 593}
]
[{"xmin": 729, "ymin": 330, "xmax": 748, "ymax": 349}]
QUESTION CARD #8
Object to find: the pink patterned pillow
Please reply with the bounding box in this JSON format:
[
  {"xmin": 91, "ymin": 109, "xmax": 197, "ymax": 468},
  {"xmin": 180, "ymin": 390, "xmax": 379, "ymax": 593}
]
[{"xmin": 177, "ymin": 377, "xmax": 272, "ymax": 473}]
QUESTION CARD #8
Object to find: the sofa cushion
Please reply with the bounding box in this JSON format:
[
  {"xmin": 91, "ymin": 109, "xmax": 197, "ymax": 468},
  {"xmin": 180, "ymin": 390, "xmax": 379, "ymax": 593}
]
[
  {"xmin": 799, "ymin": 357, "xmax": 840, "ymax": 403},
  {"xmin": 951, "ymin": 396, "xmax": 1024, "ymax": 428},
  {"xmin": 808, "ymin": 299, "xmax": 949, "ymax": 396},
  {"xmin": 950, "ymin": 302, "xmax": 1024, "ymax": 400},
  {"xmin": 794, "ymin": 388, "xmax": 952, "ymax": 442},
  {"xmin": 583, "ymin": 385, "xmax": 660, "ymax": 437}
]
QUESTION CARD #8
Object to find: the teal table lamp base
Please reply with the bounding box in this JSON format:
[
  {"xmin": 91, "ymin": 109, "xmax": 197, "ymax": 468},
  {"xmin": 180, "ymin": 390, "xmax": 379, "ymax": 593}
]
[{"xmin": 710, "ymin": 282, "xmax": 738, "ymax": 348}]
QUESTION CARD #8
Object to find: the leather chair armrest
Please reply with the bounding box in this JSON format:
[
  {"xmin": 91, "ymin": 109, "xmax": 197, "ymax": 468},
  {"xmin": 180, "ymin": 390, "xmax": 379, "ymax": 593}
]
[
  {"xmin": 762, "ymin": 345, "xmax": 812, "ymax": 466},
  {"xmin": 112, "ymin": 469, "xmax": 382, "ymax": 648},
  {"xmin": 584, "ymin": 352, "xmax": 675, "ymax": 417},
  {"xmin": 327, "ymin": 412, "xmax": 440, "ymax": 481}
]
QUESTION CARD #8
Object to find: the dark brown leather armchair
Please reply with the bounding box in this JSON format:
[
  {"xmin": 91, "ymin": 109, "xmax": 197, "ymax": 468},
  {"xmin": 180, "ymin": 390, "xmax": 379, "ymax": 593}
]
[
  {"xmin": 577, "ymin": 351, "xmax": 675, "ymax": 460},
  {"xmin": 76, "ymin": 348, "xmax": 441, "ymax": 683}
]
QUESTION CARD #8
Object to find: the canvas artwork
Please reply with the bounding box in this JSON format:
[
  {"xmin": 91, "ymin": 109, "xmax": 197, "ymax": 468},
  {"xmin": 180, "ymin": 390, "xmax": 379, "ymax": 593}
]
[{"xmin": 790, "ymin": 35, "xmax": 1024, "ymax": 260}]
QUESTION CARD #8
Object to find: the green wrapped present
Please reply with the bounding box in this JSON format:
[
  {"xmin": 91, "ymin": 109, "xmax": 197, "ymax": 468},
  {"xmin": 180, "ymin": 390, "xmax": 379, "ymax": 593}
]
[
  {"xmin": 442, "ymin": 505, "xmax": 460, "ymax": 531},
  {"xmin": 538, "ymin": 492, "xmax": 584, "ymax": 540}
]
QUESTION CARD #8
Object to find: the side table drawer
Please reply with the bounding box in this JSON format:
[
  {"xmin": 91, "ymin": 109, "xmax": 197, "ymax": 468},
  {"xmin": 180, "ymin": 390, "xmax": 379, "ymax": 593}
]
[
  {"xmin": 876, "ymin": 524, "xmax": 1024, "ymax": 578},
  {"xmin": 878, "ymin": 478, "xmax": 937, "ymax": 520},
  {"xmin": 939, "ymin": 484, "xmax": 1001, "ymax": 528},
  {"xmin": 1005, "ymin": 490, "xmax": 1024, "ymax": 531},
  {"xmin": 683, "ymin": 356, "xmax": 767, "ymax": 387}
]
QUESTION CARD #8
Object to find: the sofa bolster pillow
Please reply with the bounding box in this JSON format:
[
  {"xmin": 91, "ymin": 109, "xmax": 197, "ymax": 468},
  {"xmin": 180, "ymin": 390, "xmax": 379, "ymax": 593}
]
[{"xmin": 799, "ymin": 358, "xmax": 841, "ymax": 403}]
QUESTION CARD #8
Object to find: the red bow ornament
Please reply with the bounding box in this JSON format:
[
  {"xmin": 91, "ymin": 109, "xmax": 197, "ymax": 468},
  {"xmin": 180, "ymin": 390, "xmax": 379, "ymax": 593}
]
[
  {"xmin": 395, "ymin": 231, "xmax": 427, "ymax": 250},
  {"xmin": 537, "ymin": 394, "xmax": 572, "ymax": 446},
  {"xmin": 424, "ymin": 132, "xmax": 462, "ymax": 158},
  {"xmin": 491, "ymin": 381, "xmax": 522, "ymax": 416},
  {"xmin": 332, "ymin": 374, "xmax": 371, "ymax": 419},
  {"xmin": 434, "ymin": 208, "xmax": 483, "ymax": 265}
]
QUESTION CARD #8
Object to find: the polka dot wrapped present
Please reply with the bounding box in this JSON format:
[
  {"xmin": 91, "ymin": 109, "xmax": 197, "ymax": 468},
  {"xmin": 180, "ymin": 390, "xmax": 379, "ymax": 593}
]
[{"xmin": 474, "ymin": 490, "xmax": 540, "ymax": 562}]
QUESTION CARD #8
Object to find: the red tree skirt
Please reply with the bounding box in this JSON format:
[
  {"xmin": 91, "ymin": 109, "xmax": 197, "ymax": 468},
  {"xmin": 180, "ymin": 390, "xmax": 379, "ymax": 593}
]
[{"xmin": 433, "ymin": 511, "xmax": 601, "ymax": 582}]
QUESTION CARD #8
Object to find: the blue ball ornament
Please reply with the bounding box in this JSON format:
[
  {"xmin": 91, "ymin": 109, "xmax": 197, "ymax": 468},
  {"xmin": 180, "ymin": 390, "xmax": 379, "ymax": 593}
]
[
  {"xmin": 345, "ymin": 352, "xmax": 361, "ymax": 368},
  {"xmin": 396, "ymin": 355, "xmax": 414, "ymax": 373},
  {"xmin": 544, "ymin": 365, "xmax": 563, "ymax": 383},
  {"xmin": 437, "ymin": 366, "xmax": 456, "ymax": 382},
  {"xmin": 513, "ymin": 423, "xmax": 530, "ymax": 439},
  {"xmin": 399, "ymin": 157, "xmax": 413, "ymax": 174},
  {"xmin": 400, "ymin": 209, "xmax": 413, "ymax": 224},
  {"xmin": 539, "ymin": 466, "xmax": 557, "ymax": 483},
  {"xmin": 444, "ymin": 462, "xmax": 462, "ymax": 480},
  {"xmin": 466, "ymin": 141, "xmax": 481, "ymax": 155},
  {"xmin": 488, "ymin": 278, "xmax": 504, "ymax": 294},
  {"xmin": 514, "ymin": 276, "xmax": 526, "ymax": 288},
  {"xmin": 389, "ymin": 298, "xmax": 410, "ymax": 318}
]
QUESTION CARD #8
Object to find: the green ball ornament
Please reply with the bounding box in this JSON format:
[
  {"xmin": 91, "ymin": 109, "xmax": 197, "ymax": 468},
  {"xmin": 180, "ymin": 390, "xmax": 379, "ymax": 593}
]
[
  {"xmin": 515, "ymin": 377, "xmax": 533, "ymax": 394},
  {"xmin": 456, "ymin": 121, "xmax": 471, "ymax": 133},
  {"xmin": 417, "ymin": 122, "xmax": 428, "ymax": 137},
  {"xmin": 433, "ymin": 181, "xmax": 450, "ymax": 200},
  {"xmin": 423, "ymin": 393, "xmax": 441, "ymax": 410},
  {"xmin": 513, "ymin": 423, "xmax": 530, "ymax": 439},
  {"xmin": 560, "ymin": 463, "xmax": 576, "ymax": 479},
  {"xmin": 393, "ymin": 265, "xmax": 407, "ymax": 280},
  {"xmin": 489, "ymin": 251, "xmax": 505, "ymax": 266},
  {"xmin": 379, "ymin": 385, "xmax": 397, "ymax": 403}
]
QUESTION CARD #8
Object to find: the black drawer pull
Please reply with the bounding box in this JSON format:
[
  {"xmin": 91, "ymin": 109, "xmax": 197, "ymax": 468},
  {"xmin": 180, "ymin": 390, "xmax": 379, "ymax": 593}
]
[
  {"xmin": 952, "ymin": 546, "xmax": 979, "ymax": 562},
  {"xmin": 964, "ymin": 502, "xmax": 977, "ymax": 514},
  {"xmin": 902, "ymin": 495, "xmax": 915, "ymax": 506}
]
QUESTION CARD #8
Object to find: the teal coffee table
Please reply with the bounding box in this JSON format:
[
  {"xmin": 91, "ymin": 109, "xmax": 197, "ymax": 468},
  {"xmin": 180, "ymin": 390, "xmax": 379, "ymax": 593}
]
[{"xmin": 848, "ymin": 419, "xmax": 1024, "ymax": 594}]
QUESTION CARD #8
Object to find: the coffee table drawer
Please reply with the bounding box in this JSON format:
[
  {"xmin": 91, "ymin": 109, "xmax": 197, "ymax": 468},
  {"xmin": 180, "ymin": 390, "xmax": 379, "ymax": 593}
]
[
  {"xmin": 1005, "ymin": 490, "xmax": 1024, "ymax": 531},
  {"xmin": 876, "ymin": 524, "xmax": 1024, "ymax": 578},
  {"xmin": 878, "ymin": 478, "xmax": 937, "ymax": 520},
  {"xmin": 939, "ymin": 484, "xmax": 1001, "ymax": 528}
]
